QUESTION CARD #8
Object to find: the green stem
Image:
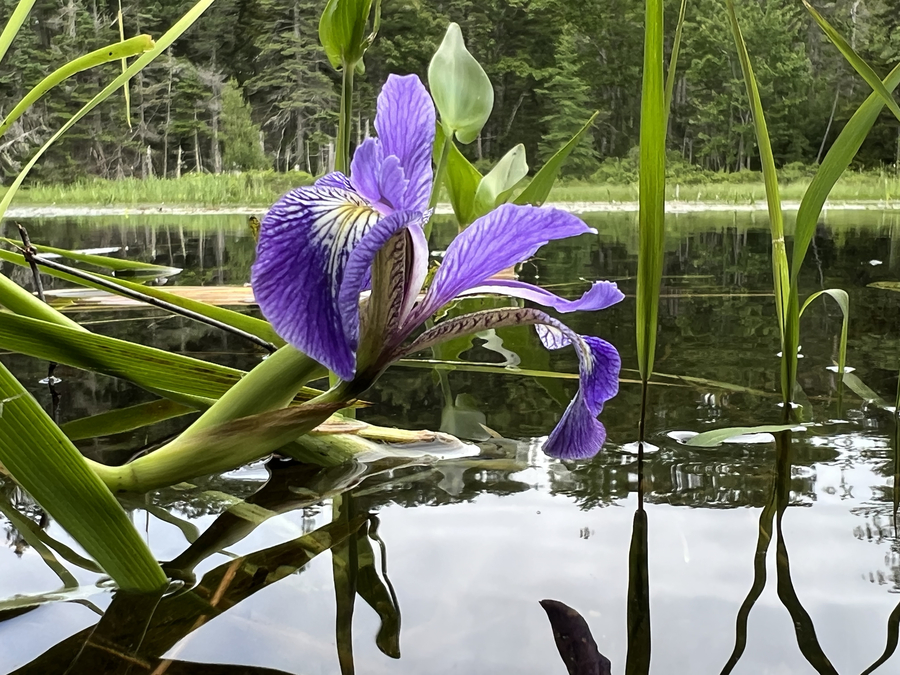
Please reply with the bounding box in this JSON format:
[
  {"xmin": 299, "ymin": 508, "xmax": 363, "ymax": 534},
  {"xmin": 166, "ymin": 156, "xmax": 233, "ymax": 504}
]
[
  {"xmin": 335, "ymin": 65, "xmax": 355, "ymax": 175},
  {"xmin": 425, "ymin": 128, "xmax": 453, "ymax": 239},
  {"xmin": 89, "ymin": 346, "xmax": 328, "ymax": 492},
  {"xmin": 182, "ymin": 345, "xmax": 326, "ymax": 439}
]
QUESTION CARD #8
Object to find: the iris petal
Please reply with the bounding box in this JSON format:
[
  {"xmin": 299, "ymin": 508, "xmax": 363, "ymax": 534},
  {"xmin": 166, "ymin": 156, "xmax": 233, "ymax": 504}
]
[
  {"xmin": 350, "ymin": 139, "xmax": 385, "ymax": 205},
  {"xmin": 252, "ymin": 185, "xmax": 382, "ymax": 380},
  {"xmin": 414, "ymin": 204, "xmax": 595, "ymax": 321},
  {"xmin": 375, "ymin": 74, "xmax": 436, "ymax": 212},
  {"xmin": 338, "ymin": 210, "xmax": 424, "ymax": 358},
  {"xmin": 460, "ymin": 279, "xmax": 624, "ymax": 313},
  {"xmin": 537, "ymin": 320, "xmax": 621, "ymax": 460}
]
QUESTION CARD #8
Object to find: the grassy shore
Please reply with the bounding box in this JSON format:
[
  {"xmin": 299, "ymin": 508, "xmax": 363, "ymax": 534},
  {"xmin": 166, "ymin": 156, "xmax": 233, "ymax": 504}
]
[{"xmin": 5, "ymin": 169, "xmax": 899, "ymax": 207}]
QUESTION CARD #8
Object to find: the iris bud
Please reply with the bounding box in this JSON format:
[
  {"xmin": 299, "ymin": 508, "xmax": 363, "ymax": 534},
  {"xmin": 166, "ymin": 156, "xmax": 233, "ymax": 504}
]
[
  {"xmin": 428, "ymin": 23, "xmax": 494, "ymax": 144},
  {"xmin": 319, "ymin": 0, "xmax": 379, "ymax": 72}
]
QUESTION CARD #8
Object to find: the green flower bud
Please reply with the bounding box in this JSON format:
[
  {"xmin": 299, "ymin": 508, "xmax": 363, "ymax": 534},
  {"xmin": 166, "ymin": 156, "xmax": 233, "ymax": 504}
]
[
  {"xmin": 474, "ymin": 144, "xmax": 528, "ymax": 216},
  {"xmin": 428, "ymin": 23, "xmax": 494, "ymax": 144},
  {"xmin": 319, "ymin": 0, "xmax": 379, "ymax": 71}
]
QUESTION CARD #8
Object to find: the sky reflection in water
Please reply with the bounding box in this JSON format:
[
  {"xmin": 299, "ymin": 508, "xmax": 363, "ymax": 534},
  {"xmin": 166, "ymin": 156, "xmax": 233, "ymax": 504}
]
[{"xmin": 1, "ymin": 209, "xmax": 900, "ymax": 673}]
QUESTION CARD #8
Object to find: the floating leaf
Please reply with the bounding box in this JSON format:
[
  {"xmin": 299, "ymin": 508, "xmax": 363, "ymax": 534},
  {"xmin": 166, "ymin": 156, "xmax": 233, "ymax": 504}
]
[{"xmin": 685, "ymin": 424, "xmax": 805, "ymax": 448}]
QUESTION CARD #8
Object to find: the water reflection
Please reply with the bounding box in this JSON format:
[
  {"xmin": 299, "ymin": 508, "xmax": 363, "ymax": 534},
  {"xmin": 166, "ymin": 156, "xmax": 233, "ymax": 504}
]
[{"xmin": 3, "ymin": 211, "xmax": 900, "ymax": 671}]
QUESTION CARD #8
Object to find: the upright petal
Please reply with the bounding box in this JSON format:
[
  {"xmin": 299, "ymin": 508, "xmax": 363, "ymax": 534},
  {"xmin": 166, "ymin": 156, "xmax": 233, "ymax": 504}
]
[
  {"xmin": 537, "ymin": 320, "xmax": 621, "ymax": 460},
  {"xmin": 413, "ymin": 204, "xmax": 595, "ymax": 322},
  {"xmin": 251, "ymin": 185, "xmax": 382, "ymax": 380},
  {"xmin": 375, "ymin": 74, "xmax": 436, "ymax": 211},
  {"xmin": 459, "ymin": 279, "xmax": 624, "ymax": 313}
]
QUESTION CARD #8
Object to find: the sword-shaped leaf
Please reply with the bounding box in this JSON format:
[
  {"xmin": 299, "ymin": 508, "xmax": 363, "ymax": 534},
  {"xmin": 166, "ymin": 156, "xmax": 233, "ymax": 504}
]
[{"xmin": 0, "ymin": 362, "xmax": 166, "ymax": 592}]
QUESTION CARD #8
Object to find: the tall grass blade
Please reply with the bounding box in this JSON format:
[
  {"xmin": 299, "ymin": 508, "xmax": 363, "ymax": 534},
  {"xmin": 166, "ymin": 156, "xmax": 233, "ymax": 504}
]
[
  {"xmin": 117, "ymin": 0, "xmax": 132, "ymax": 129},
  {"xmin": 0, "ymin": 0, "xmax": 216, "ymax": 221},
  {"xmin": 0, "ymin": 248, "xmax": 282, "ymax": 345},
  {"xmin": 0, "ymin": 272, "xmax": 83, "ymax": 329},
  {"xmin": 635, "ymin": 0, "xmax": 666, "ymax": 386},
  {"xmin": 0, "ymin": 312, "xmax": 265, "ymax": 402},
  {"xmin": 792, "ymin": 63, "xmax": 900, "ymax": 279},
  {"xmin": 61, "ymin": 399, "xmax": 195, "ymax": 441},
  {"xmin": 802, "ymin": 1, "xmax": 900, "ymax": 124},
  {"xmin": 799, "ymin": 289, "xmax": 849, "ymax": 379},
  {"xmin": 664, "ymin": 0, "xmax": 688, "ymax": 125},
  {"xmin": 0, "ymin": 361, "xmax": 167, "ymax": 592},
  {"xmin": 725, "ymin": 0, "xmax": 789, "ymax": 339},
  {"xmin": 0, "ymin": 238, "xmax": 179, "ymax": 275},
  {"xmin": 0, "ymin": 0, "xmax": 36, "ymax": 65},
  {"xmin": 0, "ymin": 36, "xmax": 153, "ymax": 139}
]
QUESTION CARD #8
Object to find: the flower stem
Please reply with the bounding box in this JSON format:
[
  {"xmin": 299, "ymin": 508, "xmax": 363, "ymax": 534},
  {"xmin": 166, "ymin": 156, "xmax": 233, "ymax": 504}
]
[
  {"xmin": 335, "ymin": 64, "xmax": 355, "ymax": 175},
  {"xmin": 425, "ymin": 128, "xmax": 453, "ymax": 239}
]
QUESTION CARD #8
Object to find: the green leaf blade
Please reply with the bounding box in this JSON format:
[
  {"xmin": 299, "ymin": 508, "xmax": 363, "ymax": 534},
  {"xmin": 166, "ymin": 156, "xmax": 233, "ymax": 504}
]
[
  {"xmin": 514, "ymin": 112, "xmax": 599, "ymax": 207},
  {"xmin": 0, "ymin": 362, "xmax": 166, "ymax": 591}
]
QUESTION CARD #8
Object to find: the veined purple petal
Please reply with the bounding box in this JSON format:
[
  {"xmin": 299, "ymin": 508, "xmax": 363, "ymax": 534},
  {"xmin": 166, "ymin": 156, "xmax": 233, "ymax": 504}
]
[
  {"xmin": 459, "ymin": 279, "xmax": 624, "ymax": 313},
  {"xmin": 252, "ymin": 185, "xmax": 382, "ymax": 380},
  {"xmin": 538, "ymin": 319, "xmax": 621, "ymax": 460},
  {"xmin": 350, "ymin": 139, "xmax": 385, "ymax": 205},
  {"xmin": 413, "ymin": 204, "xmax": 595, "ymax": 322},
  {"xmin": 338, "ymin": 210, "xmax": 426, "ymax": 356},
  {"xmin": 375, "ymin": 74, "xmax": 436, "ymax": 211},
  {"xmin": 316, "ymin": 172, "xmax": 354, "ymax": 190}
]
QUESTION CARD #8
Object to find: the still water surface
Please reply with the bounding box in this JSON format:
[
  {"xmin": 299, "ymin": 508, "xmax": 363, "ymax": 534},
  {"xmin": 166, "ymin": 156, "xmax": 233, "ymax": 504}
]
[{"xmin": 2, "ymin": 210, "xmax": 900, "ymax": 674}]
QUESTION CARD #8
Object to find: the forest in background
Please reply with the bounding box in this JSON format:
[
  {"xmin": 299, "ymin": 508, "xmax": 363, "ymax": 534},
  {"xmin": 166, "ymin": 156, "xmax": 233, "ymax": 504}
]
[{"xmin": 0, "ymin": 0, "xmax": 898, "ymax": 185}]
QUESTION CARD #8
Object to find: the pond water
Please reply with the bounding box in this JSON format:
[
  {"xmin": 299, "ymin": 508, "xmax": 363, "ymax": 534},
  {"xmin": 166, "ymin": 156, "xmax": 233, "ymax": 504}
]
[{"xmin": 2, "ymin": 209, "xmax": 900, "ymax": 674}]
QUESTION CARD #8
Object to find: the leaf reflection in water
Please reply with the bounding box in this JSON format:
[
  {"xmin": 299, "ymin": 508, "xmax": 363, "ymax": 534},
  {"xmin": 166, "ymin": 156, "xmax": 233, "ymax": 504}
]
[{"xmin": 540, "ymin": 599, "xmax": 611, "ymax": 675}]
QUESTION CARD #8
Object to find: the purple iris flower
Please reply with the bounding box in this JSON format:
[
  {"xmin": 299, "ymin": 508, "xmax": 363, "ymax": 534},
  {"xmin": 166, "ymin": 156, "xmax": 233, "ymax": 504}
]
[{"xmin": 251, "ymin": 74, "xmax": 624, "ymax": 460}]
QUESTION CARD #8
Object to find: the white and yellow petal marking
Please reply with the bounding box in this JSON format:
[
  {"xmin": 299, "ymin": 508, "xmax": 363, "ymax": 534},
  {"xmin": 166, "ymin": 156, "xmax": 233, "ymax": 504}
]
[{"xmin": 251, "ymin": 184, "xmax": 383, "ymax": 380}]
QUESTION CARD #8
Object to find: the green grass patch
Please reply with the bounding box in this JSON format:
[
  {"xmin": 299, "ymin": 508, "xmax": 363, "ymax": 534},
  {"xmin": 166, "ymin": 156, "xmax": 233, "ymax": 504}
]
[
  {"xmin": 548, "ymin": 170, "xmax": 900, "ymax": 204},
  {"xmin": 5, "ymin": 167, "xmax": 899, "ymax": 207},
  {"xmin": 8, "ymin": 171, "xmax": 315, "ymax": 207}
]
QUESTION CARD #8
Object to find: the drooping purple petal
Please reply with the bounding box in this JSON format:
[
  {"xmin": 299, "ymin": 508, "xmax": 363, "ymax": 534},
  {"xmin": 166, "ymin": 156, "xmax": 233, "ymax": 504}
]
[
  {"xmin": 252, "ymin": 185, "xmax": 382, "ymax": 381},
  {"xmin": 395, "ymin": 306, "xmax": 547, "ymax": 359},
  {"xmin": 338, "ymin": 210, "xmax": 425, "ymax": 358},
  {"xmin": 459, "ymin": 279, "xmax": 624, "ymax": 313},
  {"xmin": 374, "ymin": 74, "xmax": 436, "ymax": 212},
  {"xmin": 412, "ymin": 204, "xmax": 595, "ymax": 322},
  {"xmin": 537, "ymin": 320, "xmax": 621, "ymax": 460}
]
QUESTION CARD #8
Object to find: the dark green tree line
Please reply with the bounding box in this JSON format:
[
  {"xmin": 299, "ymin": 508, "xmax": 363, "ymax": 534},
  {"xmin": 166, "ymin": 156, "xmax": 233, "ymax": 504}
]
[{"xmin": 0, "ymin": 0, "xmax": 897, "ymax": 182}]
